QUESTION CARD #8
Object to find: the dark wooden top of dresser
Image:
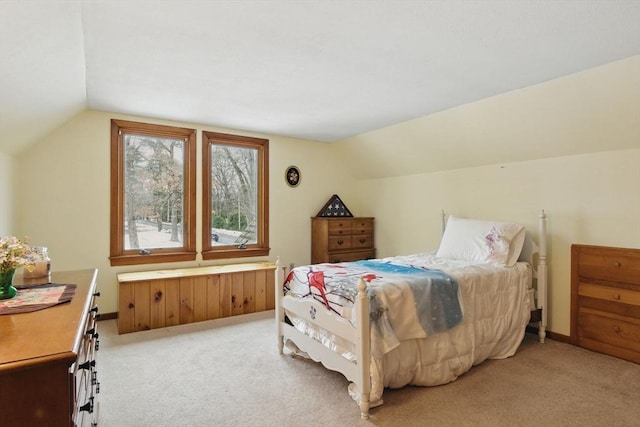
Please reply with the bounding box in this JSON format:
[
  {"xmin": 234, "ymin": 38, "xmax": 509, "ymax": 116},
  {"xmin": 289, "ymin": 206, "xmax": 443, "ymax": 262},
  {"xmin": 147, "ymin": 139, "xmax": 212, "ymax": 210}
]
[{"xmin": 0, "ymin": 269, "xmax": 98, "ymax": 372}]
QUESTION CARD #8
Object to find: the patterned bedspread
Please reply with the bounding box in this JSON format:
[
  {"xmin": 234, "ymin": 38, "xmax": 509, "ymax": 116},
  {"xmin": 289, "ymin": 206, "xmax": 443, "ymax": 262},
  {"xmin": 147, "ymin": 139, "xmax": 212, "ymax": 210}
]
[{"xmin": 284, "ymin": 259, "xmax": 463, "ymax": 356}]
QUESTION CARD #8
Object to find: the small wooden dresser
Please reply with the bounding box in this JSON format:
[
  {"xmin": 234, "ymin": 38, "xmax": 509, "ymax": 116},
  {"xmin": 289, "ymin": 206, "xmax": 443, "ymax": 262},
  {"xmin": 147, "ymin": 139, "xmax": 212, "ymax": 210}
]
[
  {"xmin": 311, "ymin": 217, "xmax": 376, "ymax": 264},
  {"xmin": 571, "ymin": 245, "xmax": 639, "ymax": 363},
  {"xmin": 0, "ymin": 269, "xmax": 100, "ymax": 426}
]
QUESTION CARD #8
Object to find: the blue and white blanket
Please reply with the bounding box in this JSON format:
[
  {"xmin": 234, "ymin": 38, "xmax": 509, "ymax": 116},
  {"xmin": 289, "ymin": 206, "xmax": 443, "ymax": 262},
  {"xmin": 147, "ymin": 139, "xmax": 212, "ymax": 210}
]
[{"xmin": 284, "ymin": 259, "xmax": 463, "ymax": 356}]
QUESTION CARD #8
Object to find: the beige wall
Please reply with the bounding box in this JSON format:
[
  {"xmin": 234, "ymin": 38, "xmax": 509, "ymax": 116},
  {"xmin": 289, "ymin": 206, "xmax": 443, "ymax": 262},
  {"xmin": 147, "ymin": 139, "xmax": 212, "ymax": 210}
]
[
  {"xmin": 352, "ymin": 149, "xmax": 640, "ymax": 337},
  {"xmin": 15, "ymin": 110, "xmax": 349, "ymax": 313},
  {"xmin": 335, "ymin": 56, "xmax": 640, "ymax": 337},
  {"xmin": 335, "ymin": 55, "xmax": 640, "ymax": 180},
  {"xmin": 0, "ymin": 152, "xmax": 17, "ymax": 235}
]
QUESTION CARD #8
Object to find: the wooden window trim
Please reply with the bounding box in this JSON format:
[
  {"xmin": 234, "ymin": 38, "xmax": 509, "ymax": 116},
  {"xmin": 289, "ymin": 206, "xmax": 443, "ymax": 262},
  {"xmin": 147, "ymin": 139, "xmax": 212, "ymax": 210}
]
[
  {"xmin": 201, "ymin": 131, "xmax": 270, "ymax": 260},
  {"xmin": 110, "ymin": 119, "xmax": 197, "ymax": 266}
]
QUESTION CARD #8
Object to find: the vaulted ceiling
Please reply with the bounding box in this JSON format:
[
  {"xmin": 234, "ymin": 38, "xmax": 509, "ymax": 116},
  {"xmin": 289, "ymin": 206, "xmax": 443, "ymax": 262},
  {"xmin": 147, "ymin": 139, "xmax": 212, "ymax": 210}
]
[{"xmin": 1, "ymin": 1, "xmax": 639, "ymax": 155}]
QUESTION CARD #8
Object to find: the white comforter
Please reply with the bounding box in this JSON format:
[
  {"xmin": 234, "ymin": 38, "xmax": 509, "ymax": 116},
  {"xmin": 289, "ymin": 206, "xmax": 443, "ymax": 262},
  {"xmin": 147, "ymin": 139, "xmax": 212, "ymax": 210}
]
[{"xmin": 287, "ymin": 253, "xmax": 533, "ymax": 405}]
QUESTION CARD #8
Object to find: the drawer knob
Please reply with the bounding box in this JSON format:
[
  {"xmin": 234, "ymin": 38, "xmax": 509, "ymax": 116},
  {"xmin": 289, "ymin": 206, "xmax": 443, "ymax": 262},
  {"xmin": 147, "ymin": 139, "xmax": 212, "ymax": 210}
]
[
  {"xmin": 612, "ymin": 293, "xmax": 621, "ymax": 301},
  {"xmin": 613, "ymin": 325, "xmax": 621, "ymax": 334},
  {"xmin": 614, "ymin": 261, "xmax": 621, "ymax": 267},
  {"xmin": 337, "ymin": 240, "xmax": 344, "ymax": 245},
  {"xmin": 359, "ymin": 239, "xmax": 366, "ymax": 244}
]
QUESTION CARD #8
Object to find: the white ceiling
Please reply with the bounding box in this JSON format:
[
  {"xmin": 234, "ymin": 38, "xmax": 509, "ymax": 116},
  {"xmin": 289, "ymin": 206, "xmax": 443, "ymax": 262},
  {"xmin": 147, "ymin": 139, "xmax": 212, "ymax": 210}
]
[{"xmin": 1, "ymin": 0, "xmax": 639, "ymax": 155}]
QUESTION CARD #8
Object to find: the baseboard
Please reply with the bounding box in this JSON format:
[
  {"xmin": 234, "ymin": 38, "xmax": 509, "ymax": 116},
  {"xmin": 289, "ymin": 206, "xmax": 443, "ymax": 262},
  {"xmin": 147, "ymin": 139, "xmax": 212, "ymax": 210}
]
[
  {"xmin": 99, "ymin": 312, "xmax": 118, "ymax": 321},
  {"xmin": 546, "ymin": 331, "xmax": 570, "ymax": 343},
  {"xmin": 99, "ymin": 311, "xmax": 572, "ymax": 343},
  {"xmin": 526, "ymin": 324, "xmax": 570, "ymax": 343}
]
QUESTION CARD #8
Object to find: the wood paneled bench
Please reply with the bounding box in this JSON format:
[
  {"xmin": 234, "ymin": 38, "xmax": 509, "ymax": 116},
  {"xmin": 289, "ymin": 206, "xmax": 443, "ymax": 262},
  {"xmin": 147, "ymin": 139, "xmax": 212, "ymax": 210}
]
[{"xmin": 117, "ymin": 262, "xmax": 277, "ymax": 334}]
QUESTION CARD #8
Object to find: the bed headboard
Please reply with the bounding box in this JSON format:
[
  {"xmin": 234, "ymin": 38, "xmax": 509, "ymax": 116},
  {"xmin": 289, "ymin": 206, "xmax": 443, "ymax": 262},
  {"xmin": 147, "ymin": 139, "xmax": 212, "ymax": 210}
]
[{"xmin": 440, "ymin": 209, "xmax": 548, "ymax": 342}]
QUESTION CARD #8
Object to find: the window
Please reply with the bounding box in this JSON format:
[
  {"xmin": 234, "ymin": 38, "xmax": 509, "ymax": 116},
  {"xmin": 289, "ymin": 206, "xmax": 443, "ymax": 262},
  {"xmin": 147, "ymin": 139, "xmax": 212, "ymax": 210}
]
[
  {"xmin": 202, "ymin": 131, "xmax": 269, "ymax": 260},
  {"xmin": 110, "ymin": 119, "xmax": 196, "ymax": 266}
]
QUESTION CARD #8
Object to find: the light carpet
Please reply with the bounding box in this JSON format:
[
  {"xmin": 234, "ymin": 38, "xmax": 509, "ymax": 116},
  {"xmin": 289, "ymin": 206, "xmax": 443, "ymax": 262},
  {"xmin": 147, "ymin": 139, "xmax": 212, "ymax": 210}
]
[{"xmin": 97, "ymin": 311, "xmax": 640, "ymax": 426}]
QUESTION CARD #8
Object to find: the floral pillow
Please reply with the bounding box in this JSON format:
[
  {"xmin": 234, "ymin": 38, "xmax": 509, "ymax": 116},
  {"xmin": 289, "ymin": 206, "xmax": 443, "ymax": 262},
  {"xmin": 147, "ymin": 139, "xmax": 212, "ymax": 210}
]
[{"xmin": 436, "ymin": 216, "xmax": 526, "ymax": 267}]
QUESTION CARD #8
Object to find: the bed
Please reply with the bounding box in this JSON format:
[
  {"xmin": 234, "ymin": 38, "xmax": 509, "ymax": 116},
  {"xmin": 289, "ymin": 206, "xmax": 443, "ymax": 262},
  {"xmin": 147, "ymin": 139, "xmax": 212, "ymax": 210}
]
[{"xmin": 275, "ymin": 211, "xmax": 548, "ymax": 419}]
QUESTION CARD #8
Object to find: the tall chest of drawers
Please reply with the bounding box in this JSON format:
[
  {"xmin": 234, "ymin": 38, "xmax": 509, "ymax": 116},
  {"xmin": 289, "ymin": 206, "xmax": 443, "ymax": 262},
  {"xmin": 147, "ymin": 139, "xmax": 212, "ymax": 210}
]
[
  {"xmin": 311, "ymin": 217, "xmax": 376, "ymax": 264},
  {"xmin": 0, "ymin": 269, "xmax": 100, "ymax": 426},
  {"xmin": 571, "ymin": 245, "xmax": 640, "ymax": 364}
]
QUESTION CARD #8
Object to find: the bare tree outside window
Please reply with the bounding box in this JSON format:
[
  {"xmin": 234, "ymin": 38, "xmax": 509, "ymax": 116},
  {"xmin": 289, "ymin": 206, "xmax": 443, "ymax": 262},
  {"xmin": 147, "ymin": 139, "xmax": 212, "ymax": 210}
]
[
  {"xmin": 123, "ymin": 134, "xmax": 185, "ymax": 250},
  {"xmin": 202, "ymin": 131, "xmax": 269, "ymax": 260},
  {"xmin": 209, "ymin": 144, "xmax": 258, "ymax": 247},
  {"xmin": 110, "ymin": 119, "xmax": 196, "ymax": 266}
]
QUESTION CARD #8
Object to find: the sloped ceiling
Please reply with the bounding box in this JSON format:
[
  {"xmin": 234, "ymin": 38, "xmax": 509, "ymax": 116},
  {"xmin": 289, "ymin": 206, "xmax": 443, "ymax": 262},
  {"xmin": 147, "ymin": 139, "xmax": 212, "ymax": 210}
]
[{"xmin": 1, "ymin": 0, "xmax": 639, "ymax": 155}]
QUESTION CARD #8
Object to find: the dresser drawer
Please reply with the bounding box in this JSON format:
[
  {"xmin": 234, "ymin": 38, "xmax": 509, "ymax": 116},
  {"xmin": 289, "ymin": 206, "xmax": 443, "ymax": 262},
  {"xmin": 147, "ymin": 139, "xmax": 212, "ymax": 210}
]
[
  {"xmin": 328, "ymin": 250, "xmax": 376, "ymax": 263},
  {"xmin": 328, "ymin": 221, "xmax": 352, "ymax": 236},
  {"xmin": 351, "ymin": 234, "xmax": 374, "ymax": 249},
  {"xmin": 329, "ymin": 235, "xmax": 352, "ymax": 250},
  {"xmin": 352, "ymin": 219, "xmax": 374, "ymax": 233},
  {"xmin": 578, "ymin": 311, "xmax": 640, "ymax": 353},
  {"xmin": 579, "ymin": 282, "xmax": 640, "ymax": 308},
  {"xmin": 577, "ymin": 249, "xmax": 640, "ymax": 285},
  {"xmin": 74, "ymin": 292, "xmax": 100, "ymax": 426}
]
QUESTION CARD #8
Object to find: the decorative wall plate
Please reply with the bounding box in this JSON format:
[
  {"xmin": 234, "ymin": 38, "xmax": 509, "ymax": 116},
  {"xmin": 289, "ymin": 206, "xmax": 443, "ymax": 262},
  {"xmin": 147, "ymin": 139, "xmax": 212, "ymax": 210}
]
[
  {"xmin": 285, "ymin": 166, "xmax": 301, "ymax": 187},
  {"xmin": 316, "ymin": 194, "xmax": 353, "ymax": 217}
]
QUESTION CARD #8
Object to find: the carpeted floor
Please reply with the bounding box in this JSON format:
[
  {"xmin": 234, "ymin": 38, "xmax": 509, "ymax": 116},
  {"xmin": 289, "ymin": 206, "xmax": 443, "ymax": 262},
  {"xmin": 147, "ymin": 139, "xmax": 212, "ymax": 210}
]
[{"xmin": 97, "ymin": 311, "xmax": 640, "ymax": 427}]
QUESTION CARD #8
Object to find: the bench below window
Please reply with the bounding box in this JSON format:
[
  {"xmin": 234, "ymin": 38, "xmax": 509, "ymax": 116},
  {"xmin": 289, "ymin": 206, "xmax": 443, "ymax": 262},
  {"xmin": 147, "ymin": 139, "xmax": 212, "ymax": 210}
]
[{"xmin": 117, "ymin": 262, "xmax": 277, "ymax": 334}]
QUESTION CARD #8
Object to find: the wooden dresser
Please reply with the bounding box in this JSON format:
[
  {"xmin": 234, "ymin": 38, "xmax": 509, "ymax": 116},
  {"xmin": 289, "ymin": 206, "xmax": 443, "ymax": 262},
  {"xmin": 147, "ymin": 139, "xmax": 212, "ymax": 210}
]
[
  {"xmin": 0, "ymin": 269, "xmax": 100, "ymax": 426},
  {"xmin": 311, "ymin": 217, "xmax": 376, "ymax": 264},
  {"xmin": 571, "ymin": 245, "xmax": 639, "ymax": 364}
]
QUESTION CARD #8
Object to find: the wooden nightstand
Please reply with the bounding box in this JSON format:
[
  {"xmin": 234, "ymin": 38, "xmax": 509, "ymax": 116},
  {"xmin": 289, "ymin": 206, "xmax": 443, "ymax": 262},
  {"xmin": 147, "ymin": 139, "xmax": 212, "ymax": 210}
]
[{"xmin": 571, "ymin": 244, "xmax": 640, "ymax": 363}]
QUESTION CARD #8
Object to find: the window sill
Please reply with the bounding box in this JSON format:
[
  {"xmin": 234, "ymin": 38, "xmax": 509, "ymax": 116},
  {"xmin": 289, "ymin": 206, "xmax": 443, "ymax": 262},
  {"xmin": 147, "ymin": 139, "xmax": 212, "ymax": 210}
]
[
  {"xmin": 201, "ymin": 247, "xmax": 270, "ymax": 261},
  {"xmin": 109, "ymin": 252, "xmax": 197, "ymax": 267}
]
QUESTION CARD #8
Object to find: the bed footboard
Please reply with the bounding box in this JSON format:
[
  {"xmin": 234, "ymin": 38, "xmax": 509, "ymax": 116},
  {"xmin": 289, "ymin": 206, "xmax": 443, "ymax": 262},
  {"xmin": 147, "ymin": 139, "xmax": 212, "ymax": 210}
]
[{"xmin": 275, "ymin": 258, "xmax": 372, "ymax": 419}]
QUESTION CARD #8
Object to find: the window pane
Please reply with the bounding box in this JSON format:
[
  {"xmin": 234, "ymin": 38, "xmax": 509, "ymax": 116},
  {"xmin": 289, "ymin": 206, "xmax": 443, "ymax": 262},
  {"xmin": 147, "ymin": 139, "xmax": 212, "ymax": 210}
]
[
  {"xmin": 123, "ymin": 133, "xmax": 185, "ymax": 250},
  {"xmin": 209, "ymin": 144, "xmax": 258, "ymax": 247}
]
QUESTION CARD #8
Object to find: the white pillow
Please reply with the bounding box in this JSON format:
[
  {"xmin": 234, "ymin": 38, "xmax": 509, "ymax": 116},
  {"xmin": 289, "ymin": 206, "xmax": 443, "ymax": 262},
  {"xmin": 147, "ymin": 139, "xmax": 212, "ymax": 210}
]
[
  {"xmin": 436, "ymin": 216, "xmax": 526, "ymax": 266},
  {"xmin": 507, "ymin": 227, "xmax": 526, "ymax": 266}
]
